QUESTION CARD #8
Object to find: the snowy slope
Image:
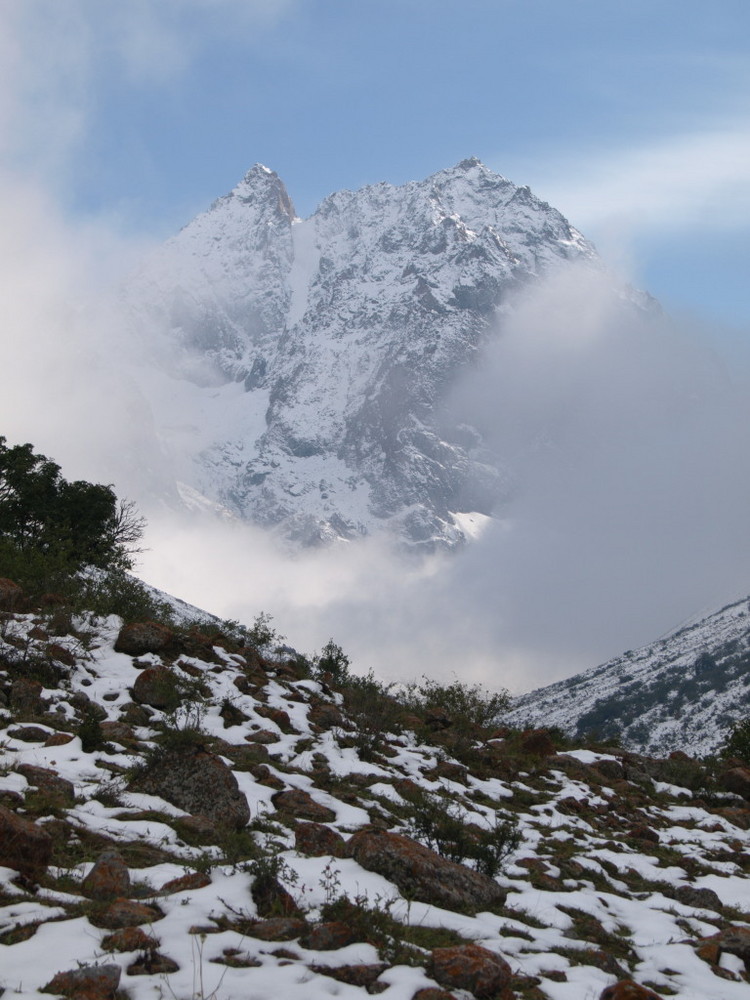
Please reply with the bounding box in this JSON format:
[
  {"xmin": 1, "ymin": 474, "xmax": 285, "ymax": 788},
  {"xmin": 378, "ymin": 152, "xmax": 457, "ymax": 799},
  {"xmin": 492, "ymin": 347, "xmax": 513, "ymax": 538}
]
[
  {"xmin": 124, "ymin": 160, "xmax": 631, "ymax": 549},
  {"xmin": 506, "ymin": 594, "xmax": 750, "ymax": 756},
  {"xmin": 3, "ymin": 582, "xmax": 750, "ymax": 999}
]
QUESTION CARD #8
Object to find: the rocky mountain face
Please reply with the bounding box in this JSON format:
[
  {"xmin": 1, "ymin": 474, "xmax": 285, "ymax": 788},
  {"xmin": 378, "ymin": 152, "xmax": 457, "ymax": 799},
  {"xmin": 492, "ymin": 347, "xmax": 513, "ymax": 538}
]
[
  {"xmin": 3, "ymin": 578, "xmax": 750, "ymax": 999},
  {"xmin": 125, "ymin": 159, "xmax": 605, "ymax": 547},
  {"xmin": 506, "ymin": 594, "xmax": 750, "ymax": 757}
]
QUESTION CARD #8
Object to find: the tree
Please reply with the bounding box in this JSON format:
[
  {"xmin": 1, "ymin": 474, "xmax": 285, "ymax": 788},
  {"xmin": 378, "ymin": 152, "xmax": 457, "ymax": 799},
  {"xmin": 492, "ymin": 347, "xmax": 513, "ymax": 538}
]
[{"xmin": 0, "ymin": 436, "xmax": 144, "ymax": 571}]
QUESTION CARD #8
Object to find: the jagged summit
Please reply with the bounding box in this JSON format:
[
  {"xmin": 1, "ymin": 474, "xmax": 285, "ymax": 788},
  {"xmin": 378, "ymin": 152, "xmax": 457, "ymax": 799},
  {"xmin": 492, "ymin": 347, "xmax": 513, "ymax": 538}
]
[{"xmin": 124, "ymin": 161, "xmax": 615, "ymax": 548}]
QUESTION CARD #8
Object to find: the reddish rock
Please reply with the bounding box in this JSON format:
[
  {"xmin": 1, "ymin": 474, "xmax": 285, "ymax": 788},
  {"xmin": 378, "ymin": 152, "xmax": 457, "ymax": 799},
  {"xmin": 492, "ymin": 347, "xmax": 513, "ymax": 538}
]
[
  {"xmin": 127, "ymin": 953, "xmax": 180, "ymax": 975},
  {"xmin": 300, "ymin": 921, "xmax": 358, "ymax": 950},
  {"xmin": 720, "ymin": 767, "xmax": 750, "ymax": 801},
  {"xmin": 272, "ymin": 788, "xmax": 336, "ymax": 823},
  {"xmin": 427, "ymin": 944, "xmax": 513, "ymax": 999},
  {"xmin": 0, "ymin": 805, "xmax": 52, "ymax": 876},
  {"xmin": 92, "ymin": 898, "xmax": 161, "ymax": 929},
  {"xmin": 8, "ymin": 725, "xmax": 50, "ymax": 742},
  {"xmin": 42, "ymin": 964, "xmax": 120, "ymax": 999},
  {"xmin": 599, "ymin": 982, "xmax": 663, "ymax": 1000},
  {"xmin": 158, "ymin": 871, "xmax": 211, "ymax": 895},
  {"xmin": 245, "ymin": 728, "xmax": 281, "ymax": 744},
  {"xmin": 250, "ymin": 917, "xmax": 308, "ymax": 941},
  {"xmin": 520, "ymin": 729, "xmax": 556, "ymax": 757},
  {"xmin": 114, "ymin": 621, "xmax": 174, "ymax": 656},
  {"xmin": 46, "ymin": 642, "xmax": 76, "ymax": 667},
  {"xmin": 17, "ymin": 763, "xmax": 75, "ymax": 803},
  {"xmin": 82, "ymin": 850, "xmax": 130, "ymax": 901},
  {"xmin": 695, "ymin": 940, "xmax": 721, "ymax": 964},
  {"xmin": 128, "ymin": 748, "xmax": 250, "ymax": 829},
  {"xmin": 313, "ymin": 964, "xmax": 389, "ymax": 989},
  {"xmin": 44, "ymin": 731, "xmax": 75, "ymax": 747},
  {"xmin": 295, "ymin": 821, "xmax": 345, "ymax": 856},
  {"xmin": 345, "ymin": 829, "xmax": 507, "ymax": 913},
  {"xmin": 10, "ymin": 677, "xmax": 44, "ymax": 714},
  {"xmin": 715, "ymin": 925, "xmax": 750, "ymax": 962},
  {"xmin": 101, "ymin": 926, "xmax": 158, "ymax": 952},
  {"xmin": 256, "ymin": 705, "xmax": 295, "ymax": 732},
  {"xmin": 0, "ymin": 577, "xmax": 22, "ymax": 611},
  {"xmin": 132, "ymin": 666, "xmax": 181, "ymax": 709}
]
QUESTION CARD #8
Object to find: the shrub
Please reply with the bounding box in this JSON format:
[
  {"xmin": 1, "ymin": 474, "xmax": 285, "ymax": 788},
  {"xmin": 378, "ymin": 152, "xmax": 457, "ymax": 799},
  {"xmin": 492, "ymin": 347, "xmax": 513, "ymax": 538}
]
[
  {"xmin": 340, "ymin": 670, "xmax": 403, "ymax": 760},
  {"xmin": 314, "ymin": 639, "xmax": 351, "ymax": 684},
  {"xmin": 722, "ymin": 717, "xmax": 750, "ymax": 763},
  {"xmin": 404, "ymin": 788, "xmax": 520, "ymax": 877},
  {"xmin": 403, "ymin": 676, "xmax": 510, "ymax": 733}
]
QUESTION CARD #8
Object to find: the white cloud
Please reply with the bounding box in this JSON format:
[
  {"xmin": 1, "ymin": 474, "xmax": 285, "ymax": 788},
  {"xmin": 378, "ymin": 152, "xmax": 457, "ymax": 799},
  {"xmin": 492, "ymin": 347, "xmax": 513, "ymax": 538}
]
[{"xmin": 498, "ymin": 120, "xmax": 750, "ymax": 239}]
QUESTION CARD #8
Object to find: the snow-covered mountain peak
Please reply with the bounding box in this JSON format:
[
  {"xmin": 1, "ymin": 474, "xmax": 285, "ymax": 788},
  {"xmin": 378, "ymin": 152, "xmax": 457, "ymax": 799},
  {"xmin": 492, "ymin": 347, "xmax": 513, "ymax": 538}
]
[{"xmin": 123, "ymin": 161, "xmax": 625, "ymax": 548}]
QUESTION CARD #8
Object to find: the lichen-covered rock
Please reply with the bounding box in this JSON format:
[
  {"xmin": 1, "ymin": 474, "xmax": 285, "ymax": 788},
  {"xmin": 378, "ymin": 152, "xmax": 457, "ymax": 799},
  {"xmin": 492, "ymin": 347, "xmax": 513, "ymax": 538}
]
[
  {"xmin": 250, "ymin": 917, "xmax": 308, "ymax": 941},
  {"xmin": 427, "ymin": 944, "xmax": 513, "ymax": 999},
  {"xmin": 673, "ymin": 884, "xmax": 722, "ymax": 911},
  {"xmin": 345, "ymin": 829, "xmax": 507, "ymax": 913},
  {"xmin": 101, "ymin": 926, "xmax": 159, "ymax": 952},
  {"xmin": 132, "ymin": 665, "xmax": 182, "ymax": 709},
  {"xmin": 42, "ymin": 963, "xmax": 120, "ymax": 999},
  {"xmin": 272, "ymin": 788, "xmax": 336, "ymax": 822},
  {"xmin": 0, "ymin": 805, "xmax": 52, "ymax": 877},
  {"xmin": 128, "ymin": 747, "xmax": 250, "ymax": 829},
  {"xmin": 82, "ymin": 850, "xmax": 130, "ymax": 901},
  {"xmin": 17, "ymin": 763, "xmax": 75, "ymax": 803},
  {"xmin": 719, "ymin": 767, "xmax": 750, "ymax": 801},
  {"xmin": 158, "ymin": 871, "xmax": 211, "ymax": 895},
  {"xmin": 714, "ymin": 925, "xmax": 750, "ymax": 963},
  {"xmin": 295, "ymin": 820, "xmax": 345, "ymax": 857},
  {"xmin": 92, "ymin": 898, "xmax": 162, "ymax": 929},
  {"xmin": 114, "ymin": 621, "xmax": 173, "ymax": 656},
  {"xmin": 599, "ymin": 982, "xmax": 663, "ymax": 1000},
  {"xmin": 10, "ymin": 677, "xmax": 44, "ymax": 715}
]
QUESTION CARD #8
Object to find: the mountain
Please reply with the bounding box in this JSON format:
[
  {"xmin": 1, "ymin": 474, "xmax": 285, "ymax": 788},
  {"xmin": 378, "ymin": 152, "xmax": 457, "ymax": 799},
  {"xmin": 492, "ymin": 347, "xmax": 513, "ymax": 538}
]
[
  {"xmin": 505, "ymin": 594, "xmax": 750, "ymax": 757},
  {"xmin": 124, "ymin": 159, "xmax": 629, "ymax": 548},
  {"xmin": 4, "ymin": 578, "xmax": 750, "ymax": 1000}
]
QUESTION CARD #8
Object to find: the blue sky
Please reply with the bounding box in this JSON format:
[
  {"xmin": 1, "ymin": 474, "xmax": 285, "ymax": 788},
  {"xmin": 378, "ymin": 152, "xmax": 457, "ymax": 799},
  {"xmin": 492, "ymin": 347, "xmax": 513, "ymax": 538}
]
[{"xmin": 4, "ymin": 0, "xmax": 749, "ymax": 330}]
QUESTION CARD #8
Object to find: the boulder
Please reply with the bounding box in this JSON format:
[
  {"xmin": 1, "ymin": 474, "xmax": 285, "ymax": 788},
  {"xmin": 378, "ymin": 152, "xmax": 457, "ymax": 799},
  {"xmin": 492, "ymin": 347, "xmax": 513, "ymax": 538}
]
[
  {"xmin": 128, "ymin": 748, "xmax": 250, "ymax": 829},
  {"xmin": 0, "ymin": 577, "xmax": 22, "ymax": 611},
  {"xmin": 82, "ymin": 850, "xmax": 130, "ymax": 901},
  {"xmin": 272, "ymin": 788, "xmax": 336, "ymax": 823},
  {"xmin": 300, "ymin": 921, "xmax": 358, "ymax": 950},
  {"xmin": 92, "ymin": 898, "xmax": 162, "ymax": 929},
  {"xmin": 9, "ymin": 677, "xmax": 44, "ymax": 715},
  {"xmin": 599, "ymin": 982, "xmax": 663, "ymax": 1000},
  {"xmin": 427, "ymin": 944, "xmax": 513, "ymax": 999},
  {"xmin": 295, "ymin": 820, "xmax": 345, "ymax": 857},
  {"xmin": 719, "ymin": 767, "xmax": 750, "ymax": 801},
  {"xmin": 0, "ymin": 805, "xmax": 52, "ymax": 877},
  {"xmin": 101, "ymin": 926, "xmax": 158, "ymax": 953},
  {"xmin": 345, "ymin": 829, "xmax": 507, "ymax": 913},
  {"xmin": 673, "ymin": 884, "xmax": 722, "ymax": 911},
  {"xmin": 250, "ymin": 917, "xmax": 308, "ymax": 941},
  {"xmin": 715, "ymin": 925, "xmax": 750, "ymax": 964},
  {"xmin": 42, "ymin": 963, "xmax": 120, "ymax": 999},
  {"xmin": 132, "ymin": 666, "xmax": 182, "ymax": 710},
  {"xmin": 252, "ymin": 874, "xmax": 302, "ymax": 918},
  {"xmin": 17, "ymin": 763, "xmax": 75, "ymax": 804},
  {"xmin": 114, "ymin": 621, "xmax": 174, "ymax": 656}
]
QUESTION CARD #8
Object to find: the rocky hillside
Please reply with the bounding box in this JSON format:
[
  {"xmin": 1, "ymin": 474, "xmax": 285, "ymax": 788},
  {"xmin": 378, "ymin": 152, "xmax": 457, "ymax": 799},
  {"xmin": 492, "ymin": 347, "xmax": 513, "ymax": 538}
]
[
  {"xmin": 124, "ymin": 160, "xmax": 644, "ymax": 549},
  {"xmin": 3, "ymin": 576, "xmax": 750, "ymax": 1000},
  {"xmin": 506, "ymin": 594, "xmax": 750, "ymax": 758}
]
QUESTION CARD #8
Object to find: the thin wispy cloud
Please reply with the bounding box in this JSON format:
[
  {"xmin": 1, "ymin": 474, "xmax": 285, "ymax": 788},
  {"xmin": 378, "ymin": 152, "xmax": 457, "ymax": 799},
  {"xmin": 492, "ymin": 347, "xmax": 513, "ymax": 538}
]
[{"xmin": 499, "ymin": 120, "xmax": 750, "ymax": 237}]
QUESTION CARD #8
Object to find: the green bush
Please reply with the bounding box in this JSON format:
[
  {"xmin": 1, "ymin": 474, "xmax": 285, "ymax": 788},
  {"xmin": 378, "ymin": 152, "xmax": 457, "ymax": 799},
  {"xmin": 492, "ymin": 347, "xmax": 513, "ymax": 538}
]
[
  {"xmin": 403, "ymin": 676, "xmax": 510, "ymax": 733},
  {"xmin": 314, "ymin": 638, "xmax": 351, "ymax": 684},
  {"xmin": 722, "ymin": 717, "xmax": 750, "ymax": 763},
  {"xmin": 340, "ymin": 670, "xmax": 403, "ymax": 760}
]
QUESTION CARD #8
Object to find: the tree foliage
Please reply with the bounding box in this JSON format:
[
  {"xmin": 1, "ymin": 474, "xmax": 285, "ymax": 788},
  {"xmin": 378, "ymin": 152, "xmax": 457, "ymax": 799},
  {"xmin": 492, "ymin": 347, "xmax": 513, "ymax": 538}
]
[{"xmin": 0, "ymin": 436, "xmax": 144, "ymax": 573}]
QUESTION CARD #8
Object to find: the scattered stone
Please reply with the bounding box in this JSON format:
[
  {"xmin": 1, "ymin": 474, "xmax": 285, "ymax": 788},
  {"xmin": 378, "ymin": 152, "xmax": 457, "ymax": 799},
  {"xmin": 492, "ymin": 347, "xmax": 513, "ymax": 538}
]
[
  {"xmin": 128, "ymin": 747, "xmax": 250, "ymax": 829},
  {"xmin": 345, "ymin": 829, "xmax": 507, "ymax": 913},
  {"xmin": 42, "ymin": 963, "xmax": 120, "ymax": 999},
  {"xmin": 44, "ymin": 731, "xmax": 75, "ymax": 747},
  {"xmin": 8, "ymin": 725, "xmax": 51, "ymax": 742},
  {"xmin": 158, "ymin": 871, "xmax": 211, "ymax": 895},
  {"xmin": 92, "ymin": 898, "xmax": 162, "ymax": 929},
  {"xmin": 114, "ymin": 621, "xmax": 174, "ymax": 656},
  {"xmin": 599, "ymin": 982, "xmax": 663, "ymax": 1000},
  {"xmin": 427, "ymin": 944, "xmax": 513, "ymax": 999},
  {"xmin": 0, "ymin": 805, "xmax": 52, "ymax": 876},
  {"xmin": 719, "ymin": 767, "xmax": 750, "ymax": 801},
  {"xmin": 82, "ymin": 850, "xmax": 130, "ymax": 901},
  {"xmin": 673, "ymin": 884, "xmax": 722, "ymax": 911},
  {"xmin": 17, "ymin": 763, "xmax": 75, "ymax": 803},
  {"xmin": 249, "ymin": 917, "xmax": 308, "ymax": 941},
  {"xmin": 312, "ymin": 964, "xmax": 389, "ymax": 990},
  {"xmin": 272, "ymin": 788, "xmax": 336, "ymax": 823},
  {"xmin": 295, "ymin": 820, "xmax": 345, "ymax": 857},
  {"xmin": 245, "ymin": 728, "xmax": 281, "ymax": 744},
  {"xmin": 300, "ymin": 921, "xmax": 358, "ymax": 950},
  {"xmin": 132, "ymin": 665, "xmax": 182, "ymax": 709},
  {"xmin": 127, "ymin": 952, "xmax": 180, "ymax": 975},
  {"xmin": 9, "ymin": 677, "xmax": 44, "ymax": 715},
  {"xmin": 101, "ymin": 926, "xmax": 159, "ymax": 952}
]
